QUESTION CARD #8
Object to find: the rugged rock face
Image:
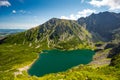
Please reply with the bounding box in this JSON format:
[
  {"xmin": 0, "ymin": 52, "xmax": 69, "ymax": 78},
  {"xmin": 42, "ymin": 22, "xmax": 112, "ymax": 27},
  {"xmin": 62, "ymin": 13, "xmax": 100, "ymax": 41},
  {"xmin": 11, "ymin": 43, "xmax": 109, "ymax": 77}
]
[
  {"xmin": 108, "ymin": 43, "xmax": 120, "ymax": 58},
  {"xmin": 107, "ymin": 43, "xmax": 120, "ymax": 68},
  {"xmin": 0, "ymin": 36, "xmax": 6, "ymax": 44},
  {"xmin": 78, "ymin": 11, "xmax": 120, "ymax": 41}
]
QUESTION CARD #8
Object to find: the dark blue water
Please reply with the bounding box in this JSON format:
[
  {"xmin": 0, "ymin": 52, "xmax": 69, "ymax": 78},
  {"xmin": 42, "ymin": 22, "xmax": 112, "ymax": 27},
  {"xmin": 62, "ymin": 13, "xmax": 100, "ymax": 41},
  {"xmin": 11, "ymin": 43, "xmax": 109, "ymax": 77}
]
[{"xmin": 28, "ymin": 49, "xmax": 95, "ymax": 77}]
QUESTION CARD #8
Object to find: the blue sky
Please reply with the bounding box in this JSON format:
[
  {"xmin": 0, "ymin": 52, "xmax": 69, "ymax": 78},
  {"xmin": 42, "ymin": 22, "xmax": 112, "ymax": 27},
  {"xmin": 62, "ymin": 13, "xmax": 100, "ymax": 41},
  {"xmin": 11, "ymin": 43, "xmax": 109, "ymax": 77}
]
[{"xmin": 0, "ymin": 0, "xmax": 120, "ymax": 29}]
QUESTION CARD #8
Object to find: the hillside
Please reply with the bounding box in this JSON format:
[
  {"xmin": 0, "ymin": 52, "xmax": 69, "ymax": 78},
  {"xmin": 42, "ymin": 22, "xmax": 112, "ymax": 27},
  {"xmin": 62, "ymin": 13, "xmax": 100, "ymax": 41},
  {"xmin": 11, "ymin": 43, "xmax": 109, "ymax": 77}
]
[{"xmin": 3, "ymin": 18, "xmax": 94, "ymax": 50}]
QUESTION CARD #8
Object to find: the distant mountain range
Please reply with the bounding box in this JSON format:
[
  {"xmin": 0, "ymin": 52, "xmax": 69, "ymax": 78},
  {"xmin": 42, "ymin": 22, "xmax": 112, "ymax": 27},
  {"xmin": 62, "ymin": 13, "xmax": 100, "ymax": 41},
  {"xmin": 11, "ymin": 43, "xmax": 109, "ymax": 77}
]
[
  {"xmin": 0, "ymin": 29, "xmax": 25, "ymax": 36},
  {"xmin": 0, "ymin": 29, "xmax": 26, "ymax": 42}
]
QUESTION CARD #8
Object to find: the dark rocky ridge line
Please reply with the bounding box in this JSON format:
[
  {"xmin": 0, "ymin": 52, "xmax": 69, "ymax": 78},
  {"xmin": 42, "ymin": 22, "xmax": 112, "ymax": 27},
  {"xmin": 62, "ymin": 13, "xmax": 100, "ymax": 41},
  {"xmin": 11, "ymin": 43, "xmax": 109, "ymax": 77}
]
[{"xmin": 78, "ymin": 11, "xmax": 120, "ymax": 42}]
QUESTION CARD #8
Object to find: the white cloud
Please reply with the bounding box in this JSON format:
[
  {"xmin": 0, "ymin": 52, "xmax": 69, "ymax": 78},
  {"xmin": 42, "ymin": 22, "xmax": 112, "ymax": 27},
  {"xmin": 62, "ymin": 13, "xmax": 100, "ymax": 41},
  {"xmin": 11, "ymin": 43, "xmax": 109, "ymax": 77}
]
[
  {"xmin": 89, "ymin": 0, "xmax": 120, "ymax": 10},
  {"xmin": 61, "ymin": 16, "xmax": 69, "ymax": 20},
  {"xmin": 0, "ymin": 0, "xmax": 11, "ymax": 7},
  {"xmin": 12, "ymin": 10, "xmax": 16, "ymax": 14},
  {"xmin": 12, "ymin": 10, "xmax": 31, "ymax": 14},
  {"xmin": 78, "ymin": 9, "xmax": 96, "ymax": 17},
  {"xmin": 19, "ymin": 10, "xmax": 31, "ymax": 14},
  {"xmin": 19, "ymin": 10, "xmax": 26, "ymax": 14},
  {"xmin": 69, "ymin": 14, "xmax": 76, "ymax": 20},
  {"xmin": 61, "ymin": 9, "xmax": 96, "ymax": 20}
]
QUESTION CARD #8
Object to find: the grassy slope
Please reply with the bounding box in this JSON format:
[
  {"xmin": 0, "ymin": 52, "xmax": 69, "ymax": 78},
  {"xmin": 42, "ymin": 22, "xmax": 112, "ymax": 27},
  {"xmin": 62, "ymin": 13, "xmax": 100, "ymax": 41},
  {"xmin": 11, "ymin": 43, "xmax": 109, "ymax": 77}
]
[
  {"xmin": 0, "ymin": 43, "xmax": 42, "ymax": 80},
  {"xmin": 39, "ymin": 65, "xmax": 119, "ymax": 80},
  {"xmin": 14, "ymin": 63, "xmax": 120, "ymax": 80}
]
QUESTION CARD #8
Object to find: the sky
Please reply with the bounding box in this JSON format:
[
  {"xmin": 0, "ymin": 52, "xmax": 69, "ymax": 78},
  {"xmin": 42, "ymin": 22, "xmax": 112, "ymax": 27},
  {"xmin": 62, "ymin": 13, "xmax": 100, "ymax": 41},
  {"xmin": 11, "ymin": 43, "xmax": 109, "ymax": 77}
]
[{"xmin": 0, "ymin": 0, "xmax": 120, "ymax": 29}]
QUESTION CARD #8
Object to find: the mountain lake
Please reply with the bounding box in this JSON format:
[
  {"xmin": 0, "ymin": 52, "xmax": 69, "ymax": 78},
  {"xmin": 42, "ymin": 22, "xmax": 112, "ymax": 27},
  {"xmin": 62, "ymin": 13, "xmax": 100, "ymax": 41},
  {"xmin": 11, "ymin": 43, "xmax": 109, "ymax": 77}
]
[{"xmin": 28, "ymin": 49, "xmax": 95, "ymax": 77}]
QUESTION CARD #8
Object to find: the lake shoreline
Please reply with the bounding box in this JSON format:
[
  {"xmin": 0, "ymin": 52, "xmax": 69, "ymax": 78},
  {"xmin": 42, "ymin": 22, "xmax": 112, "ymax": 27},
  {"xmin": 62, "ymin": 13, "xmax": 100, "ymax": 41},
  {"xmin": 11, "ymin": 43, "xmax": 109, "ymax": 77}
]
[{"xmin": 14, "ymin": 53, "xmax": 39, "ymax": 77}]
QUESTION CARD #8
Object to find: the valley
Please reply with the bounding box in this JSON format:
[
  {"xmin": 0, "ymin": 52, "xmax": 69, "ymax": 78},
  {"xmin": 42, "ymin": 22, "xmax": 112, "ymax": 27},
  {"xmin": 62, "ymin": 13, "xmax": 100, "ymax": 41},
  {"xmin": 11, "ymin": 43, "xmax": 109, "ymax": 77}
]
[{"xmin": 0, "ymin": 12, "xmax": 120, "ymax": 80}]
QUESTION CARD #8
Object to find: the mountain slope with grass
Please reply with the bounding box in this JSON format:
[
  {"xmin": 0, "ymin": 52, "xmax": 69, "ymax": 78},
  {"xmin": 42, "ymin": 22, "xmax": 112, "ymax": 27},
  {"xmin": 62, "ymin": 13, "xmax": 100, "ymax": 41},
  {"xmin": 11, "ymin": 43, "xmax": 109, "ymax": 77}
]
[{"xmin": 3, "ymin": 18, "xmax": 94, "ymax": 50}]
